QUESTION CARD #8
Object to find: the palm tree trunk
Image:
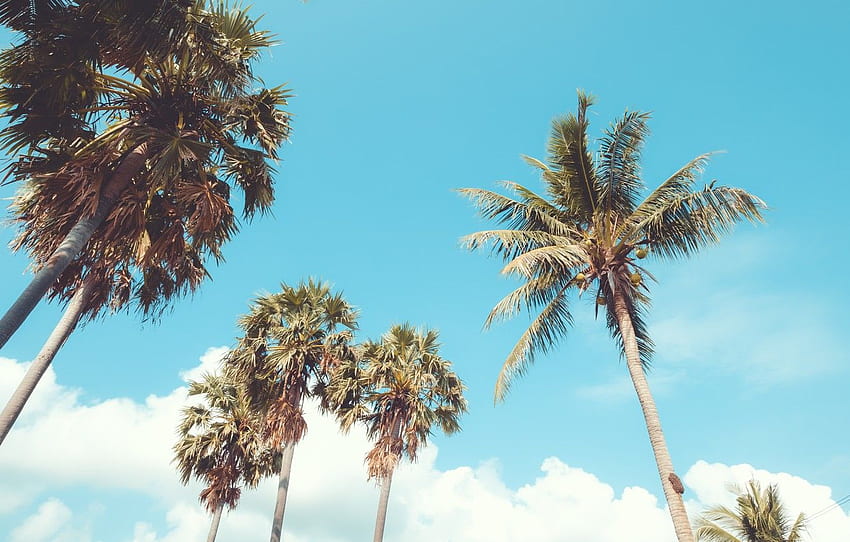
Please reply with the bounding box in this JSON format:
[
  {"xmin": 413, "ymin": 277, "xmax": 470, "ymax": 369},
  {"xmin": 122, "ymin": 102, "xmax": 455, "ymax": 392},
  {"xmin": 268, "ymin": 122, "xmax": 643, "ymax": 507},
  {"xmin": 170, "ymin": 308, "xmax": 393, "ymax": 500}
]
[
  {"xmin": 0, "ymin": 143, "xmax": 149, "ymax": 351},
  {"xmin": 612, "ymin": 290, "xmax": 694, "ymax": 542},
  {"xmin": 0, "ymin": 280, "xmax": 92, "ymax": 446},
  {"xmin": 207, "ymin": 503, "xmax": 224, "ymax": 542},
  {"xmin": 269, "ymin": 443, "xmax": 296, "ymax": 542},
  {"xmin": 372, "ymin": 469, "xmax": 395, "ymax": 542}
]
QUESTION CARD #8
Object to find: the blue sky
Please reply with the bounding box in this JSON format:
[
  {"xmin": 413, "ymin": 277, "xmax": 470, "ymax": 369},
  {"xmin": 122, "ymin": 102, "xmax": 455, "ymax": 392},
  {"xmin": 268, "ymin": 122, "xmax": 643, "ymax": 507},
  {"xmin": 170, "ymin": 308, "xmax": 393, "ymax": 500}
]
[{"xmin": 1, "ymin": 1, "xmax": 849, "ymax": 540}]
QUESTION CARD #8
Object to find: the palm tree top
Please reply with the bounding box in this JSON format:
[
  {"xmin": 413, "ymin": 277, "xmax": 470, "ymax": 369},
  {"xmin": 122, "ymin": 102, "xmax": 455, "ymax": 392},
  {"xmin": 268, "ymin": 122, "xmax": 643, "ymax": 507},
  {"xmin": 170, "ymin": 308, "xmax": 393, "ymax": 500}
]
[
  {"xmin": 326, "ymin": 323, "xmax": 467, "ymax": 480},
  {"xmin": 696, "ymin": 479, "xmax": 808, "ymax": 542},
  {"xmin": 2, "ymin": 0, "xmax": 292, "ymax": 320},
  {"xmin": 174, "ymin": 372, "xmax": 280, "ymax": 513},
  {"xmin": 461, "ymin": 91, "xmax": 766, "ymax": 401}
]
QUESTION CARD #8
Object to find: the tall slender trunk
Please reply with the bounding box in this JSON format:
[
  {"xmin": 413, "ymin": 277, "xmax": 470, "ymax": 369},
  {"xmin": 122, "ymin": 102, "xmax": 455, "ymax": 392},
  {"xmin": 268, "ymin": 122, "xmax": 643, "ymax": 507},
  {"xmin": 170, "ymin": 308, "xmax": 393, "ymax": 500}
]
[
  {"xmin": 612, "ymin": 290, "xmax": 694, "ymax": 542},
  {"xmin": 207, "ymin": 503, "xmax": 224, "ymax": 542},
  {"xmin": 269, "ymin": 443, "xmax": 296, "ymax": 542},
  {"xmin": 0, "ymin": 280, "xmax": 92, "ymax": 446},
  {"xmin": 0, "ymin": 143, "xmax": 149, "ymax": 351},
  {"xmin": 372, "ymin": 469, "xmax": 395, "ymax": 542}
]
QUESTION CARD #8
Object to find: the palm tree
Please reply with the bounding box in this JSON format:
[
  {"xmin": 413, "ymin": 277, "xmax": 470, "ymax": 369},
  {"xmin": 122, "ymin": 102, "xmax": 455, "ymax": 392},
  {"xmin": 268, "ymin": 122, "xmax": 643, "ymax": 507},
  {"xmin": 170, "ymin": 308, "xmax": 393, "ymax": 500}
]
[
  {"xmin": 460, "ymin": 92, "xmax": 765, "ymax": 542},
  {"xmin": 225, "ymin": 279, "xmax": 359, "ymax": 542},
  {"xmin": 0, "ymin": 0, "xmax": 291, "ymax": 349},
  {"xmin": 175, "ymin": 372, "xmax": 281, "ymax": 542},
  {"xmin": 696, "ymin": 480, "xmax": 807, "ymax": 542},
  {"xmin": 325, "ymin": 324, "xmax": 467, "ymax": 542},
  {"xmin": 0, "ymin": 1, "xmax": 290, "ymax": 444}
]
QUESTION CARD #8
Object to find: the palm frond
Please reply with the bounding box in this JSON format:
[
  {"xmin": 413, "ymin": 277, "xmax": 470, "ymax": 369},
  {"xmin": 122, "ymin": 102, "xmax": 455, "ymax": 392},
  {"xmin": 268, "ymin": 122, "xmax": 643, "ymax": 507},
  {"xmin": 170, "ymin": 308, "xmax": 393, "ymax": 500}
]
[
  {"xmin": 630, "ymin": 185, "xmax": 766, "ymax": 260},
  {"xmin": 597, "ymin": 110, "xmax": 651, "ymax": 220},
  {"xmin": 495, "ymin": 285, "xmax": 572, "ymax": 402},
  {"xmin": 544, "ymin": 90, "xmax": 597, "ymax": 219},
  {"xmin": 458, "ymin": 185, "xmax": 576, "ymax": 237}
]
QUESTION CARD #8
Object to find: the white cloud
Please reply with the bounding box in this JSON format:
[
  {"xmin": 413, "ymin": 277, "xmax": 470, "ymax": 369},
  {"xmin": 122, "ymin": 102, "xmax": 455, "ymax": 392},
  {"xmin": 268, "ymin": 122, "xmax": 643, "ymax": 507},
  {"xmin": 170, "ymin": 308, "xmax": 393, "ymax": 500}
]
[
  {"xmin": 9, "ymin": 498, "xmax": 92, "ymax": 542},
  {"xmin": 1, "ymin": 350, "xmax": 847, "ymax": 542}
]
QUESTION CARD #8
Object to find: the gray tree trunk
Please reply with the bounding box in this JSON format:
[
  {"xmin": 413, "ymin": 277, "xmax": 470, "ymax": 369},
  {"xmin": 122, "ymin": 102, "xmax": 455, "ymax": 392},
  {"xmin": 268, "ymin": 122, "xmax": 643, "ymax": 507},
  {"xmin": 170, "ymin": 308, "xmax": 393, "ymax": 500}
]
[
  {"xmin": 0, "ymin": 143, "xmax": 149, "ymax": 351},
  {"xmin": 0, "ymin": 281, "xmax": 91, "ymax": 446},
  {"xmin": 372, "ymin": 470, "xmax": 395, "ymax": 542},
  {"xmin": 207, "ymin": 503, "xmax": 224, "ymax": 542},
  {"xmin": 613, "ymin": 290, "xmax": 694, "ymax": 542},
  {"xmin": 269, "ymin": 443, "xmax": 296, "ymax": 542}
]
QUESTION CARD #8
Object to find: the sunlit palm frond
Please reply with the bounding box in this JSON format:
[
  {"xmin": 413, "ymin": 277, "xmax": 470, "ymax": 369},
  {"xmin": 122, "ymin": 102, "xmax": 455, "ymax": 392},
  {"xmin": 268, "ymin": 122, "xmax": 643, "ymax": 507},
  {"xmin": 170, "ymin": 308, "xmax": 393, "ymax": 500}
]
[
  {"xmin": 460, "ymin": 229, "xmax": 572, "ymax": 262},
  {"xmin": 457, "ymin": 185, "xmax": 575, "ymax": 237},
  {"xmin": 630, "ymin": 185, "xmax": 765, "ymax": 260},
  {"xmin": 495, "ymin": 286, "xmax": 571, "ymax": 402},
  {"xmin": 500, "ymin": 244, "xmax": 587, "ymax": 279}
]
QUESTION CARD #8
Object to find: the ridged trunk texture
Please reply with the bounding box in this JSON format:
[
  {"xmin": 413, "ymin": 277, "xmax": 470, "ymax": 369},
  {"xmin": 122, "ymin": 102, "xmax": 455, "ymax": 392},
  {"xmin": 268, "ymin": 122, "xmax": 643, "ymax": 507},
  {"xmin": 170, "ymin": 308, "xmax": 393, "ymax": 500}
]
[
  {"xmin": 0, "ymin": 281, "xmax": 91, "ymax": 446},
  {"xmin": 269, "ymin": 443, "xmax": 296, "ymax": 542},
  {"xmin": 0, "ymin": 143, "xmax": 149, "ymax": 350},
  {"xmin": 207, "ymin": 503, "xmax": 224, "ymax": 542},
  {"xmin": 612, "ymin": 290, "xmax": 694, "ymax": 542},
  {"xmin": 372, "ymin": 470, "xmax": 395, "ymax": 542}
]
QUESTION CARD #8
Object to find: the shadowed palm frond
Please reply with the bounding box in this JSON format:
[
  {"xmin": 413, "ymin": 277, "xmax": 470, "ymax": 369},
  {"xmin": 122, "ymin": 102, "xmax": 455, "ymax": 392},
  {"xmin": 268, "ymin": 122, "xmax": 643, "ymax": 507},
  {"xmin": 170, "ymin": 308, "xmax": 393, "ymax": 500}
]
[
  {"xmin": 597, "ymin": 110, "xmax": 651, "ymax": 220},
  {"xmin": 544, "ymin": 91, "xmax": 598, "ymax": 219}
]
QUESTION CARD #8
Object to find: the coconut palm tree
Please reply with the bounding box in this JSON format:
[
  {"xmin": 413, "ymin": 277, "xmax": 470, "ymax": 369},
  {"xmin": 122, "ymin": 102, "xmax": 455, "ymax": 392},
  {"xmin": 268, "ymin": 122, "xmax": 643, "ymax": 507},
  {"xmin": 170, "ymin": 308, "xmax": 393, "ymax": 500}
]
[
  {"xmin": 225, "ymin": 279, "xmax": 358, "ymax": 542},
  {"xmin": 0, "ymin": 0, "xmax": 290, "ymax": 349},
  {"xmin": 696, "ymin": 480, "xmax": 807, "ymax": 542},
  {"xmin": 0, "ymin": 1, "xmax": 290, "ymax": 445},
  {"xmin": 324, "ymin": 324, "xmax": 467, "ymax": 542},
  {"xmin": 460, "ymin": 92, "xmax": 765, "ymax": 542},
  {"xmin": 175, "ymin": 372, "xmax": 281, "ymax": 542}
]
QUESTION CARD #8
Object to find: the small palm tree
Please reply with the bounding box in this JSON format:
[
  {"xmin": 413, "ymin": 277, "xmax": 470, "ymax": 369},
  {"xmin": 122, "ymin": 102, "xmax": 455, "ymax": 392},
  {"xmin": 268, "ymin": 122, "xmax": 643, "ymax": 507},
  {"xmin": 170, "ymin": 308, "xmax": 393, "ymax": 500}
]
[
  {"xmin": 174, "ymin": 373, "xmax": 281, "ymax": 542},
  {"xmin": 696, "ymin": 480, "xmax": 807, "ymax": 542},
  {"xmin": 0, "ymin": 1, "xmax": 290, "ymax": 446},
  {"xmin": 461, "ymin": 92, "xmax": 765, "ymax": 542},
  {"xmin": 225, "ymin": 279, "xmax": 358, "ymax": 542},
  {"xmin": 325, "ymin": 324, "xmax": 467, "ymax": 542}
]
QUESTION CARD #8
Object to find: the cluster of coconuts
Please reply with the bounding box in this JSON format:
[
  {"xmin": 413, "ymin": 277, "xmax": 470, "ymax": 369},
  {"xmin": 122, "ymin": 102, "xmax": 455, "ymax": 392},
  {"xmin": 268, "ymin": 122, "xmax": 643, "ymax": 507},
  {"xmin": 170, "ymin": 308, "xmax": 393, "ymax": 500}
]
[{"xmin": 574, "ymin": 245, "xmax": 650, "ymax": 304}]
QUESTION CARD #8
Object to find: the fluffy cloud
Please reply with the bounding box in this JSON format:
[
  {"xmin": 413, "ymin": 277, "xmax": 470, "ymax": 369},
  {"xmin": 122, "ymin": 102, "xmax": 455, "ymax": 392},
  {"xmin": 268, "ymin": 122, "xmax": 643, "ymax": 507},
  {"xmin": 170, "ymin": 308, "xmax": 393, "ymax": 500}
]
[{"xmin": 1, "ymin": 350, "xmax": 847, "ymax": 542}]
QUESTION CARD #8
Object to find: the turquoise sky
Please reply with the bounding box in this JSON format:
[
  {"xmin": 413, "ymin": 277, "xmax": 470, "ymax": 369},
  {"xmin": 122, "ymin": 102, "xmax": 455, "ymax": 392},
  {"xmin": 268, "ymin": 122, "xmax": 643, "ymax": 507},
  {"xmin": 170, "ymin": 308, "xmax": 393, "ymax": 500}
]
[{"xmin": 1, "ymin": 1, "xmax": 848, "ymax": 540}]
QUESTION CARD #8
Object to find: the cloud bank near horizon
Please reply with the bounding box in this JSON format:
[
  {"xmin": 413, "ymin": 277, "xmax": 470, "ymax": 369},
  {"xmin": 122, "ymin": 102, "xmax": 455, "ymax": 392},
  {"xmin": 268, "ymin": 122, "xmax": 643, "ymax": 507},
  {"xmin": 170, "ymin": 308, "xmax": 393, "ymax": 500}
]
[{"xmin": 1, "ymin": 349, "xmax": 847, "ymax": 542}]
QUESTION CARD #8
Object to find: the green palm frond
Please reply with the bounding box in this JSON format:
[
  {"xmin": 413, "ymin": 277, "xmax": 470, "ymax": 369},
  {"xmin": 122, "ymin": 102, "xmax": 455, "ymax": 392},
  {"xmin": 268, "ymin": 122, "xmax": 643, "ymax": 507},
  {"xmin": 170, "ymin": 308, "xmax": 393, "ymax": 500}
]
[
  {"xmin": 597, "ymin": 110, "xmax": 651, "ymax": 220},
  {"xmin": 484, "ymin": 273, "xmax": 565, "ymax": 328},
  {"xmin": 500, "ymin": 244, "xmax": 587, "ymax": 279},
  {"xmin": 457, "ymin": 186, "xmax": 576, "ymax": 237},
  {"xmin": 630, "ymin": 184, "xmax": 765, "ymax": 260},
  {"xmin": 545, "ymin": 91, "xmax": 598, "ymax": 219},
  {"xmin": 495, "ymin": 285, "xmax": 571, "ymax": 402},
  {"xmin": 460, "ymin": 230, "xmax": 574, "ymax": 262}
]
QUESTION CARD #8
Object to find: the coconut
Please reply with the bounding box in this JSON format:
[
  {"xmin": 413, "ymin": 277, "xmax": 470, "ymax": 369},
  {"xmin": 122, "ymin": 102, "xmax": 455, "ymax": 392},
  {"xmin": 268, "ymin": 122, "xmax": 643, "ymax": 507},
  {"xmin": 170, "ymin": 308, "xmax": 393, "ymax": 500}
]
[
  {"xmin": 630, "ymin": 272, "xmax": 642, "ymax": 286},
  {"xmin": 635, "ymin": 248, "xmax": 648, "ymax": 259},
  {"xmin": 575, "ymin": 273, "xmax": 586, "ymax": 282}
]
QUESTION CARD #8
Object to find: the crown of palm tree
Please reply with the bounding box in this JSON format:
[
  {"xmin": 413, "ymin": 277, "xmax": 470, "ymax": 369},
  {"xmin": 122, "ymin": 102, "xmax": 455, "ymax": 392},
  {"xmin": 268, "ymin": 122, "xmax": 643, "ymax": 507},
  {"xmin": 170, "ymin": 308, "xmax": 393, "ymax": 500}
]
[
  {"xmin": 461, "ymin": 91, "xmax": 766, "ymax": 401},
  {"xmin": 174, "ymin": 372, "xmax": 281, "ymax": 513},
  {"xmin": 226, "ymin": 279, "xmax": 359, "ymax": 447},
  {"xmin": 696, "ymin": 480, "xmax": 808, "ymax": 542},
  {"xmin": 326, "ymin": 323, "xmax": 467, "ymax": 480},
  {"xmin": 2, "ymin": 0, "xmax": 291, "ymax": 319}
]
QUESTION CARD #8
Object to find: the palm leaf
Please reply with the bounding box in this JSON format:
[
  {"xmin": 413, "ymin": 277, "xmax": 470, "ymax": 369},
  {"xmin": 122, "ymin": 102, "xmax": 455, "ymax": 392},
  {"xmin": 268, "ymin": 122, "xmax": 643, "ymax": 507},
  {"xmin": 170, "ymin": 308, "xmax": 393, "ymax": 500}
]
[
  {"xmin": 495, "ymin": 285, "xmax": 572, "ymax": 402},
  {"xmin": 597, "ymin": 110, "xmax": 651, "ymax": 220}
]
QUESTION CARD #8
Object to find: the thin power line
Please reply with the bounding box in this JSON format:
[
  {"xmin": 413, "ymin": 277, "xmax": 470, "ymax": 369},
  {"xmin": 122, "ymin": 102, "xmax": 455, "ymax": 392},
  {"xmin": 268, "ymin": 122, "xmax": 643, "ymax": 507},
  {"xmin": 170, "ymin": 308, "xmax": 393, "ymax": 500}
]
[{"xmin": 807, "ymin": 493, "xmax": 850, "ymax": 521}]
